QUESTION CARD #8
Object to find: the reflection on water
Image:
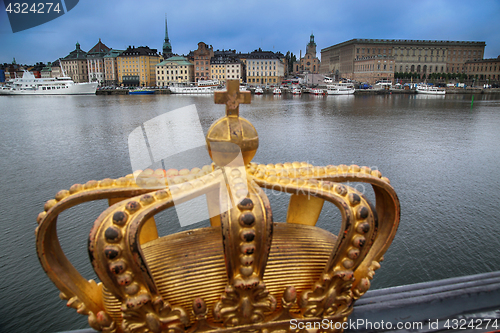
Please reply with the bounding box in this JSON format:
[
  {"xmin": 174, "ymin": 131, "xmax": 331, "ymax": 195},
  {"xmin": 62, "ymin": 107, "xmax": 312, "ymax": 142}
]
[{"xmin": 1, "ymin": 93, "xmax": 500, "ymax": 332}]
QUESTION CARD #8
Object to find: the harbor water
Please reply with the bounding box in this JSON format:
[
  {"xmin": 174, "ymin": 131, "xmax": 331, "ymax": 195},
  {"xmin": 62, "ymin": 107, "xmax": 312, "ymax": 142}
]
[{"xmin": 1, "ymin": 93, "xmax": 500, "ymax": 332}]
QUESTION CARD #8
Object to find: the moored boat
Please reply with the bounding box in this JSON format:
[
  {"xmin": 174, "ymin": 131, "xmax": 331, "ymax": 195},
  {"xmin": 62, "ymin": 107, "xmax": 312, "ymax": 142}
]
[
  {"xmin": 129, "ymin": 88, "xmax": 154, "ymax": 95},
  {"xmin": 169, "ymin": 79, "xmax": 221, "ymax": 94},
  {"xmin": 311, "ymin": 88, "xmax": 325, "ymax": 95},
  {"xmin": 416, "ymin": 84, "xmax": 446, "ymax": 95},
  {"xmin": 374, "ymin": 80, "xmax": 393, "ymax": 90},
  {"xmin": 0, "ymin": 70, "xmax": 97, "ymax": 95},
  {"xmin": 292, "ymin": 87, "xmax": 302, "ymax": 95},
  {"xmin": 326, "ymin": 82, "xmax": 355, "ymax": 95},
  {"xmin": 254, "ymin": 87, "xmax": 264, "ymax": 95},
  {"xmin": 273, "ymin": 88, "xmax": 282, "ymax": 95}
]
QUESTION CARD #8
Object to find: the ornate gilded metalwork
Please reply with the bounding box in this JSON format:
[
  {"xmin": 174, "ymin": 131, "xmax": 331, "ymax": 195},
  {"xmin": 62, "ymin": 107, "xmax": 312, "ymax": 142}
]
[{"xmin": 36, "ymin": 79, "xmax": 400, "ymax": 332}]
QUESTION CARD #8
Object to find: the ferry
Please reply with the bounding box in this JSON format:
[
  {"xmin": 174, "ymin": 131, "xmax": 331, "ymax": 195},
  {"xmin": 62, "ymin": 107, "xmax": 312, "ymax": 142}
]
[
  {"xmin": 0, "ymin": 70, "xmax": 97, "ymax": 95},
  {"xmin": 326, "ymin": 82, "xmax": 355, "ymax": 95},
  {"xmin": 416, "ymin": 84, "xmax": 446, "ymax": 95}
]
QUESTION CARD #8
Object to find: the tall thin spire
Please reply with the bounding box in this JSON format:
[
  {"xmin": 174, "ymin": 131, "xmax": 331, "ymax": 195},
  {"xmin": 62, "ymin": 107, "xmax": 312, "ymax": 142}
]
[{"xmin": 163, "ymin": 14, "xmax": 173, "ymax": 59}]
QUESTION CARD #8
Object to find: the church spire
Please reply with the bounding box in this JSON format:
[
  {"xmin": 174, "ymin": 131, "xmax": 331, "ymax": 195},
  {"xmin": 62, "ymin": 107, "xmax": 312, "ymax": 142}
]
[{"xmin": 163, "ymin": 15, "xmax": 173, "ymax": 59}]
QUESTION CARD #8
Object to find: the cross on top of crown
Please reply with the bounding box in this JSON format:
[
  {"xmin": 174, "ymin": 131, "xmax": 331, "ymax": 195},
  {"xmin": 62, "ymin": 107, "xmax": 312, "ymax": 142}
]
[{"xmin": 214, "ymin": 80, "xmax": 251, "ymax": 117}]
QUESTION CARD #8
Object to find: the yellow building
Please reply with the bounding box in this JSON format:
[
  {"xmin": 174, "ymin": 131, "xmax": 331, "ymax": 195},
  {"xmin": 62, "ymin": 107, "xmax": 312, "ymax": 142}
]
[
  {"xmin": 210, "ymin": 50, "xmax": 243, "ymax": 84},
  {"xmin": 117, "ymin": 46, "xmax": 160, "ymax": 87},
  {"xmin": 156, "ymin": 56, "xmax": 194, "ymax": 86},
  {"xmin": 240, "ymin": 50, "xmax": 285, "ymax": 86}
]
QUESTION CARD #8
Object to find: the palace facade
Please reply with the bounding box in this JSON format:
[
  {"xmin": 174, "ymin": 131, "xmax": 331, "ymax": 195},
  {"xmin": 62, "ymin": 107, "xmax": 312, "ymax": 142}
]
[
  {"xmin": 464, "ymin": 56, "xmax": 500, "ymax": 83},
  {"xmin": 321, "ymin": 39, "xmax": 486, "ymax": 83}
]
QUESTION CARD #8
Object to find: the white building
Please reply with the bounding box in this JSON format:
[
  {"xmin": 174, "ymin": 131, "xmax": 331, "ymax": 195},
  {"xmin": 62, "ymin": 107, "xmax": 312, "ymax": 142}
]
[{"xmin": 156, "ymin": 56, "xmax": 194, "ymax": 87}]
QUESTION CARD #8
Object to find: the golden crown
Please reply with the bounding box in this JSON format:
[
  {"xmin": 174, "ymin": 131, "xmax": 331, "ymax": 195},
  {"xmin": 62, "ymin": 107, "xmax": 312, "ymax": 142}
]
[{"xmin": 36, "ymin": 80, "xmax": 400, "ymax": 333}]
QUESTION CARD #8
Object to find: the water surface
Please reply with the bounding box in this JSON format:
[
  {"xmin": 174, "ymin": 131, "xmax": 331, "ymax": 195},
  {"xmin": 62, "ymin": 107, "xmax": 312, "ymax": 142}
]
[{"xmin": 1, "ymin": 93, "xmax": 499, "ymax": 332}]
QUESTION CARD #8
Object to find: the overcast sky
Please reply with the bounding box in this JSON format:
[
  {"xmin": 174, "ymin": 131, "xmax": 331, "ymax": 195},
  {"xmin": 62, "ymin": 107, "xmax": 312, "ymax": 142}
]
[{"xmin": 1, "ymin": 0, "xmax": 499, "ymax": 65}]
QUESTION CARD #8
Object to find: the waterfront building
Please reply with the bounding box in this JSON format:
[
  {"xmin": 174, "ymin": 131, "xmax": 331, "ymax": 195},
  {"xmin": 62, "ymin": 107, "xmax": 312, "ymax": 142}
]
[
  {"xmin": 193, "ymin": 42, "xmax": 214, "ymax": 82},
  {"xmin": 103, "ymin": 49, "xmax": 123, "ymax": 86},
  {"xmin": 87, "ymin": 39, "xmax": 111, "ymax": 86},
  {"xmin": 3, "ymin": 58, "xmax": 24, "ymax": 80},
  {"xmin": 162, "ymin": 16, "xmax": 173, "ymax": 60},
  {"xmin": 211, "ymin": 50, "xmax": 244, "ymax": 84},
  {"xmin": 40, "ymin": 62, "xmax": 52, "ymax": 78},
  {"xmin": 321, "ymin": 39, "xmax": 485, "ymax": 81},
  {"xmin": 156, "ymin": 56, "xmax": 194, "ymax": 86},
  {"xmin": 240, "ymin": 49, "xmax": 285, "ymax": 86},
  {"xmin": 294, "ymin": 33, "xmax": 321, "ymax": 74},
  {"xmin": 117, "ymin": 46, "xmax": 160, "ymax": 87},
  {"xmin": 27, "ymin": 63, "xmax": 44, "ymax": 78},
  {"xmin": 51, "ymin": 60, "xmax": 62, "ymax": 78},
  {"xmin": 0, "ymin": 68, "xmax": 4, "ymax": 82},
  {"xmin": 61, "ymin": 42, "xmax": 89, "ymax": 83},
  {"xmin": 464, "ymin": 56, "xmax": 500, "ymax": 85},
  {"xmin": 354, "ymin": 55, "xmax": 395, "ymax": 84}
]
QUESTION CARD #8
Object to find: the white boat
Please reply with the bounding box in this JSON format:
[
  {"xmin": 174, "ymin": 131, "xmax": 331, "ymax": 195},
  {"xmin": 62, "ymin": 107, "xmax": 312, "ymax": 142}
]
[
  {"xmin": 254, "ymin": 87, "xmax": 264, "ymax": 95},
  {"xmin": 326, "ymin": 82, "xmax": 355, "ymax": 95},
  {"xmin": 292, "ymin": 87, "xmax": 302, "ymax": 95},
  {"xmin": 0, "ymin": 70, "xmax": 97, "ymax": 95},
  {"xmin": 311, "ymin": 88, "xmax": 325, "ymax": 95},
  {"xmin": 169, "ymin": 79, "xmax": 220, "ymax": 94},
  {"xmin": 374, "ymin": 80, "xmax": 392, "ymax": 90},
  {"xmin": 416, "ymin": 84, "xmax": 446, "ymax": 95},
  {"xmin": 273, "ymin": 88, "xmax": 282, "ymax": 95}
]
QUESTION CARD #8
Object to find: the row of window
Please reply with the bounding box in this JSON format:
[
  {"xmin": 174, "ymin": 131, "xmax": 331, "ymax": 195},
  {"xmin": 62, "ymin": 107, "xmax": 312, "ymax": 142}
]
[
  {"xmin": 157, "ymin": 70, "xmax": 188, "ymax": 75},
  {"xmin": 248, "ymin": 78, "xmax": 277, "ymax": 83},
  {"xmin": 247, "ymin": 72, "xmax": 277, "ymax": 77},
  {"xmin": 356, "ymin": 64, "xmax": 393, "ymax": 71},
  {"xmin": 357, "ymin": 47, "xmax": 482, "ymax": 58},
  {"xmin": 41, "ymin": 85, "xmax": 67, "ymax": 90},
  {"xmin": 212, "ymin": 69, "xmax": 239, "ymax": 73},
  {"xmin": 158, "ymin": 76, "xmax": 189, "ymax": 81},
  {"xmin": 214, "ymin": 75, "xmax": 239, "ymax": 79},
  {"xmin": 248, "ymin": 60, "xmax": 277, "ymax": 65},
  {"xmin": 467, "ymin": 65, "xmax": 498, "ymax": 72}
]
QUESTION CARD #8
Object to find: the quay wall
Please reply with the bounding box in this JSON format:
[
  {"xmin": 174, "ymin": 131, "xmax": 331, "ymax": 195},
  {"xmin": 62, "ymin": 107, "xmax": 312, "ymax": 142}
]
[{"xmin": 96, "ymin": 88, "xmax": 500, "ymax": 96}]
